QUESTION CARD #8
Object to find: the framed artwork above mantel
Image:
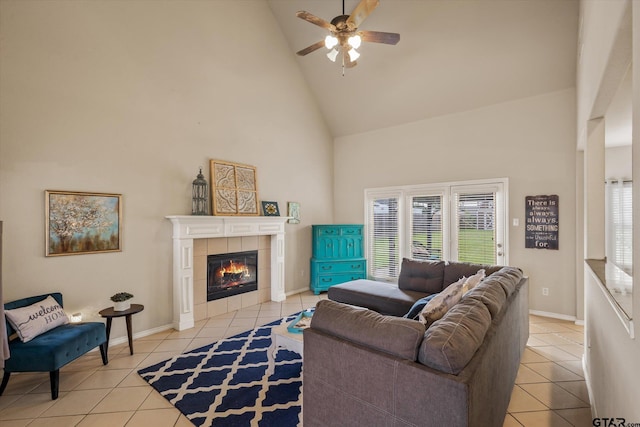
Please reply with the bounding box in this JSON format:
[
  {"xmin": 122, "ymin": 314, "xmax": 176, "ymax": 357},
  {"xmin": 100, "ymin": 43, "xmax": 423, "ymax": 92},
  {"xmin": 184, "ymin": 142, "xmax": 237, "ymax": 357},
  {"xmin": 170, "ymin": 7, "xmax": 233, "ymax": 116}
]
[{"xmin": 210, "ymin": 159, "xmax": 259, "ymax": 216}]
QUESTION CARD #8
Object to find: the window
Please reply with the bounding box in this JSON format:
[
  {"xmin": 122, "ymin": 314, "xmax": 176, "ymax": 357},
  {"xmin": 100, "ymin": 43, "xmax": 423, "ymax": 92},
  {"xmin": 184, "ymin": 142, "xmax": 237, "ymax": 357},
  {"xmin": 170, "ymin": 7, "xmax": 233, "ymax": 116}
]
[
  {"xmin": 367, "ymin": 194, "xmax": 400, "ymax": 280},
  {"xmin": 365, "ymin": 179, "xmax": 507, "ymax": 281},
  {"xmin": 411, "ymin": 195, "xmax": 443, "ymax": 261},
  {"xmin": 452, "ymin": 190, "xmax": 498, "ymax": 265},
  {"xmin": 605, "ymin": 179, "xmax": 633, "ymax": 276}
]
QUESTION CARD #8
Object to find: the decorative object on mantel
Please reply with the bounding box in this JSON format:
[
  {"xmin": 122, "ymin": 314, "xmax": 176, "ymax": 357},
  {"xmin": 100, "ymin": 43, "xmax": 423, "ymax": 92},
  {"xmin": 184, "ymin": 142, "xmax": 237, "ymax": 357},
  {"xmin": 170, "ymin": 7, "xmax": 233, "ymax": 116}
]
[
  {"xmin": 261, "ymin": 201, "xmax": 280, "ymax": 216},
  {"xmin": 191, "ymin": 168, "xmax": 209, "ymax": 216},
  {"xmin": 288, "ymin": 202, "xmax": 301, "ymax": 224},
  {"xmin": 45, "ymin": 190, "xmax": 122, "ymax": 257},
  {"xmin": 110, "ymin": 292, "xmax": 133, "ymax": 311},
  {"xmin": 210, "ymin": 159, "xmax": 259, "ymax": 216}
]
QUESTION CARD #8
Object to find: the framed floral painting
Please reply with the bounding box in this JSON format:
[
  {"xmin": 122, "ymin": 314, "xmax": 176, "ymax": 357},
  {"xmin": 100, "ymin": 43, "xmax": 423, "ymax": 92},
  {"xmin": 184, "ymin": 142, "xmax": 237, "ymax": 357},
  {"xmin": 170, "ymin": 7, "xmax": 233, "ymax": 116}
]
[{"xmin": 45, "ymin": 190, "xmax": 122, "ymax": 256}]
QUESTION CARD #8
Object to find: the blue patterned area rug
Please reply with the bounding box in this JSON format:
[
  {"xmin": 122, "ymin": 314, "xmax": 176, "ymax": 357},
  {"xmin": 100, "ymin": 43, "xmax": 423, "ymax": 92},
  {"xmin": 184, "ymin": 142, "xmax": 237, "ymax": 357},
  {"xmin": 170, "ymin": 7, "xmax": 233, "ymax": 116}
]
[{"xmin": 138, "ymin": 315, "xmax": 302, "ymax": 427}]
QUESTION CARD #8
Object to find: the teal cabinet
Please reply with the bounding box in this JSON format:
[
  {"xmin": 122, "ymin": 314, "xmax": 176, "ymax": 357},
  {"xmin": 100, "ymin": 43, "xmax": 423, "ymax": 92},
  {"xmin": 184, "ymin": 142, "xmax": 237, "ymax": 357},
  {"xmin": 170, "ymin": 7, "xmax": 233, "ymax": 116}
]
[{"xmin": 310, "ymin": 225, "xmax": 366, "ymax": 294}]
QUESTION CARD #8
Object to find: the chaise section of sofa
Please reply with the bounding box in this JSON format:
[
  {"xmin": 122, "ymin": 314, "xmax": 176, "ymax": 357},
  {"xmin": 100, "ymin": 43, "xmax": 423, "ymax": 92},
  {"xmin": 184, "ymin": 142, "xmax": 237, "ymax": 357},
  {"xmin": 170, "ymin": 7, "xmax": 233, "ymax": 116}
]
[
  {"xmin": 303, "ymin": 265, "xmax": 528, "ymax": 427},
  {"xmin": 327, "ymin": 258, "xmax": 505, "ymax": 317}
]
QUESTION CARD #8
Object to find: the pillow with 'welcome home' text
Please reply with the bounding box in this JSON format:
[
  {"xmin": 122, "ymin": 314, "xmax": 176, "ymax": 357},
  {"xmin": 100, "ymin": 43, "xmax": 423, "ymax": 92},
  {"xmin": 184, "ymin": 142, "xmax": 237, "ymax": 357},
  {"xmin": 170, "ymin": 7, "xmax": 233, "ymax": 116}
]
[{"xmin": 5, "ymin": 295, "xmax": 69, "ymax": 343}]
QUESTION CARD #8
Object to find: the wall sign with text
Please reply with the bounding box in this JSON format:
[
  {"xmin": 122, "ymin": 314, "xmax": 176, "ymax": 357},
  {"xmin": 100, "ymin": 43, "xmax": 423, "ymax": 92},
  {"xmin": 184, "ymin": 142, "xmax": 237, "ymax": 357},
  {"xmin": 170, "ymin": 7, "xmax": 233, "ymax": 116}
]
[{"xmin": 525, "ymin": 195, "xmax": 559, "ymax": 250}]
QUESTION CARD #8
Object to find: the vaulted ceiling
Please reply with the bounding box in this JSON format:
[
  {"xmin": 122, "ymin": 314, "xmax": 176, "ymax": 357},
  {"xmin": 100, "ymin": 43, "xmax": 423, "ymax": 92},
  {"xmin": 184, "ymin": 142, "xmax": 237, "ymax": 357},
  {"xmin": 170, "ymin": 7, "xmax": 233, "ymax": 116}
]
[{"xmin": 267, "ymin": 0, "xmax": 579, "ymax": 137}]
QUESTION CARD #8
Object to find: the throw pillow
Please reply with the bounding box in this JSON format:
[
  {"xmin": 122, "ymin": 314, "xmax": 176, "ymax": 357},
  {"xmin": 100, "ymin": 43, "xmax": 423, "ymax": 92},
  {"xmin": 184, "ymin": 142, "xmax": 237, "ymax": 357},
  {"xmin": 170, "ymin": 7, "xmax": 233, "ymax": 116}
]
[
  {"xmin": 419, "ymin": 276, "xmax": 466, "ymax": 326},
  {"xmin": 462, "ymin": 269, "xmax": 486, "ymax": 294},
  {"xmin": 403, "ymin": 294, "xmax": 439, "ymax": 320},
  {"xmin": 5, "ymin": 295, "xmax": 69, "ymax": 343}
]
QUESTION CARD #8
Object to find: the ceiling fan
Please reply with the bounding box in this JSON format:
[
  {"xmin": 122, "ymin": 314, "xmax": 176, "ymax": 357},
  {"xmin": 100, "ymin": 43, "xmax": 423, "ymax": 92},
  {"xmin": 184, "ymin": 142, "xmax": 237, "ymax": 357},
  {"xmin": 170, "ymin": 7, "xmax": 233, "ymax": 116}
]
[{"xmin": 295, "ymin": 0, "xmax": 400, "ymax": 70}]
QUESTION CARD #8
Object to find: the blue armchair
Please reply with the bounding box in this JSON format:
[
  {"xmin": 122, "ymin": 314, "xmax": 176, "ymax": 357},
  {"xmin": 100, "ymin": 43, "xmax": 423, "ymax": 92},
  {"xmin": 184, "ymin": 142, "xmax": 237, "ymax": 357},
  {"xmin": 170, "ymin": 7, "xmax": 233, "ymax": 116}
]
[{"xmin": 0, "ymin": 292, "xmax": 108, "ymax": 399}]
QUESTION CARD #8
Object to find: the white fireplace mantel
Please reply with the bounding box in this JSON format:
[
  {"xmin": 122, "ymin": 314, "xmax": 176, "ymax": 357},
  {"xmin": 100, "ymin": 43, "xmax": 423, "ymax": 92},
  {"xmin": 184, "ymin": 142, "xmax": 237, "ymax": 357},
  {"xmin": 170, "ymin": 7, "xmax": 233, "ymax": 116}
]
[{"xmin": 166, "ymin": 215, "xmax": 289, "ymax": 330}]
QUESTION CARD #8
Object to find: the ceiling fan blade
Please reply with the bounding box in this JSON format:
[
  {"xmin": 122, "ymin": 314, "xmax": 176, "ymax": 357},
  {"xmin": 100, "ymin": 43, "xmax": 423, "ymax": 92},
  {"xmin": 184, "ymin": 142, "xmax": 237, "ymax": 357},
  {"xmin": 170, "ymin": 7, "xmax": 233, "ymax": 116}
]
[
  {"xmin": 346, "ymin": 0, "xmax": 380, "ymax": 28},
  {"xmin": 360, "ymin": 30, "xmax": 400, "ymax": 45},
  {"xmin": 296, "ymin": 40, "xmax": 326, "ymax": 56},
  {"xmin": 296, "ymin": 11, "xmax": 336, "ymax": 31}
]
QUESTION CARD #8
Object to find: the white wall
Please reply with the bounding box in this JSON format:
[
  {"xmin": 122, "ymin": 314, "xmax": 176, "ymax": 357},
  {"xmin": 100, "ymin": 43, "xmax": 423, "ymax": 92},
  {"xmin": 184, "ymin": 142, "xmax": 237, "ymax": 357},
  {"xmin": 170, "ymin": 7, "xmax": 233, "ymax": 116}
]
[
  {"xmin": 334, "ymin": 89, "xmax": 578, "ymax": 317},
  {"xmin": 605, "ymin": 145, "xmax": 633, "ymax": 179},
  {"xmin": 0, "ymin": 1, "xmax": 334, "ymax": 339},
  {"xmin": 579, "ymin": 0, "xmax": 640, "ymax": 420}
]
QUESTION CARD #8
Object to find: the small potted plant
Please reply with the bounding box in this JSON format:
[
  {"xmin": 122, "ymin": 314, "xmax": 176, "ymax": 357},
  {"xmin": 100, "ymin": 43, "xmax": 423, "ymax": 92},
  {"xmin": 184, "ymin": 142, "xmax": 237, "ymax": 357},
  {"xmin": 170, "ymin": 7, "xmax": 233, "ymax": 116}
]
[{"xmin": 111, "ymin": 292, "xmax": 134, "ymax": 311}]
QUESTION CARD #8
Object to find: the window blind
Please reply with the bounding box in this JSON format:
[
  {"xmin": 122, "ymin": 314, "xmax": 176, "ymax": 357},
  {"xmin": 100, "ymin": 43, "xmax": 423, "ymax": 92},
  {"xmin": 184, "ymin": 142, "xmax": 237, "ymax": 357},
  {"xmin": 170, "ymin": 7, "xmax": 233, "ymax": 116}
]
[
  {"xmin": 455, "ymin": 192, "xmax": 496, "ymax": 265},
  {"xmin": 606, "ymin": 180, "xmax": 633, "ymax": 275},
  {"xmin": 411, "ymin": 195, "xmax": 443, "ymax": 261},
  {"xmin": 368, "ymin": 197, "xmax": 400, "ymax": 280}
]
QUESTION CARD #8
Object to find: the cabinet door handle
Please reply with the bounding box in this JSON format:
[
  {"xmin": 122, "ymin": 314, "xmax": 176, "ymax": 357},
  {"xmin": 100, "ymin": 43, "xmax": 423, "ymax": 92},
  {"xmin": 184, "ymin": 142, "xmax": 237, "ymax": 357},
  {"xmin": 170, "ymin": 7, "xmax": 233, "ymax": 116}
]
[
  {"xmin": 351, "ymin": 264, "xmax": 362, "ymax": 269},
  {"xmin": 345, "ymin": 230, "xmax": 355, "ymax": 234},
  {"xmin": 321, "ymin": 265, "xmax": 333, "ymax": 270},
  {"xmin": 321, "ymin": 278, "xmax": 333, "ymax": 282}
]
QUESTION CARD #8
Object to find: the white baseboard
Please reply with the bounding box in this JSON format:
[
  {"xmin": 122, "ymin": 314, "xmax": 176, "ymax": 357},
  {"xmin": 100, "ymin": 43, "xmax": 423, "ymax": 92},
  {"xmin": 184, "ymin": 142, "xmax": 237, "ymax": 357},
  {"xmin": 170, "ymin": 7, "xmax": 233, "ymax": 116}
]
[
  {"xmin": 529, "ymin": 309, "xmax": 577, "ymax": 322},
  {"xmin": 285, "ymin": 287, "xmax": 311, "ymax": 297},
  {"xmin": 582, "ymin": 356, "xmax": 596, "ymax": 417},
  {"xmin": 107, "ymin": 323, "xmax": 174, "ymax": 348}
]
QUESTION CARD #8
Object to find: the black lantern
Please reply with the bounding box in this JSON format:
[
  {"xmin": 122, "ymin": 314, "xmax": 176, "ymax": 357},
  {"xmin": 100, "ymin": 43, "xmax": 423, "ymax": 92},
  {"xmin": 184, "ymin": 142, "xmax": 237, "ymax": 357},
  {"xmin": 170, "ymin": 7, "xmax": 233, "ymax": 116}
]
[{"xmin": 192, "ymin": 168, "xmax": 208, "ymax": 215}]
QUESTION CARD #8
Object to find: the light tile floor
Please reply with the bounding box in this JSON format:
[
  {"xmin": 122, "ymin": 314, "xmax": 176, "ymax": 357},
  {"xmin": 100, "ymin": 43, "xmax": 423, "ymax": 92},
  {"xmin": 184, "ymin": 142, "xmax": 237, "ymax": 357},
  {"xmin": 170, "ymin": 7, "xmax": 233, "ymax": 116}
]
[
  {"xmin": 0, "ymin": 292, "xmax": 591, "ymax": 426},
  {"xmin": 505, "ymin": 315, "xmax": 591, "ymax": 427}
]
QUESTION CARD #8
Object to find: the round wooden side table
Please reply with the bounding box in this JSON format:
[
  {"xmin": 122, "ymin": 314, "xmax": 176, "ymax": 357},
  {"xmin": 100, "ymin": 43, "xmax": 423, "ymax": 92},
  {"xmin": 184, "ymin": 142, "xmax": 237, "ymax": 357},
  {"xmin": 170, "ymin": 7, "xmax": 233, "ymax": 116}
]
[{"xmin": 99, "ymin": 304, "xmax": 144, "ymax": 357}]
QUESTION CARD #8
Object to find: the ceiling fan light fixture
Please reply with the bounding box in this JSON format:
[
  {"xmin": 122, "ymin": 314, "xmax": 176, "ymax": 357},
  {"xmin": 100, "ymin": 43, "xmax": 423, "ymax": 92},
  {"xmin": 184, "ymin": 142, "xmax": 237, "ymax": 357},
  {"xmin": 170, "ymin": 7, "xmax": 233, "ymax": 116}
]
[
  {"xmin": 348, "ymin": 34, "xmax": 362, "ymax": 49},
  {"xmin": 295, "ymin": 0, "xmax": 400, "ymax": 72},
  {"xmin": 348, "ymin": 48, "xmax": 360, "ymax": 62},
  {"xmin": 327, "ymin": 48, "xmax": 339, "ymax": 62},
  {"xmin": 324, "ymin": 34, "xmax": 338, "ymax": 49}
]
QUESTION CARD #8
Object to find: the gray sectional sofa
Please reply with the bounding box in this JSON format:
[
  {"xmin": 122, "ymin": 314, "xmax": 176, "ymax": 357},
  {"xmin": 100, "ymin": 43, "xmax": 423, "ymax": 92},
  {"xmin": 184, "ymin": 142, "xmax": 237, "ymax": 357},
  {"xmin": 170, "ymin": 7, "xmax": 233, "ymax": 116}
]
[{"xmin": 302, "ymin": 259, "xmax": 529, "ymax": 427}]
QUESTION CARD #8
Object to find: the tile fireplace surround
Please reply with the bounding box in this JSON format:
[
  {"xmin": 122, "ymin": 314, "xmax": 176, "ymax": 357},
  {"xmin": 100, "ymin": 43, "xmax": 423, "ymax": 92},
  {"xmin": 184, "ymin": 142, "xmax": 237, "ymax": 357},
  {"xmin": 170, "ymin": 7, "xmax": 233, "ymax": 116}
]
[{"xmin": 167, "ymin": 216, "xmax": 289, "ymax": 331}]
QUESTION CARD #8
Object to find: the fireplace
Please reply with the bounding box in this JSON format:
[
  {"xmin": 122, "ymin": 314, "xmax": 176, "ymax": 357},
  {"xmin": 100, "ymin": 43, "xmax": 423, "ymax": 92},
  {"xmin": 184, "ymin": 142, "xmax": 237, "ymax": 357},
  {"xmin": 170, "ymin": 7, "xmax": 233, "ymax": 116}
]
[{"xmin": 207, "ymin": 250, "xmax": 258, "ymax": 301}]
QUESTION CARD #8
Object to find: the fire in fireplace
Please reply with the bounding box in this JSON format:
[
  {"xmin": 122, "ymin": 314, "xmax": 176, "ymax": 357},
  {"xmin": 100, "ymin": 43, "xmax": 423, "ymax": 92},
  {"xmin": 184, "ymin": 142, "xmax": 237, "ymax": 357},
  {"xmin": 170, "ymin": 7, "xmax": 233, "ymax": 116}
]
[{"xmin": 207, "ymin": 250, "xmax": 258, "ymax": 301}]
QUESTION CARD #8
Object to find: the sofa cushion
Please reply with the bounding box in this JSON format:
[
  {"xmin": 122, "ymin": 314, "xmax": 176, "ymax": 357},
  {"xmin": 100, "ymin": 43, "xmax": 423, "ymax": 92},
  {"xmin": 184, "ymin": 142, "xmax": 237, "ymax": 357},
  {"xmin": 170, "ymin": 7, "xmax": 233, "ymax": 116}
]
[
  {"xmin": 328, "ymin": 279, "xmax": 426, "ymax": 317},
  {"xmin": 418, "ymin": 297, "xmax": 492, "ymax": 374},
  {"xmin": 5, "ymin": 295, "xmax": 69, "ymax": 343},
  {"xmin": 418, "ymin": 276, "xmax": 466, "ymax": 326},
  {"xmin": 404, "ymin": 293, "xmax": 438, "ymax": 320},
  {"xmin": 484, "ymin": 267, "xmax": 523, "ymax": 297},
  {"xmin": 463, "ymin": 278, "xmax": 507, "ymax": 318},
  {"xmin": 5, "ymin": 322, "xmax": 107, "ymax": 372},
  {"xmin": 443, "ymin": 261, "xmax": 503, "ymax": 287},
  {"xmin": 398, "ymin": 258, "xmax": 445, "ymax": 293},
  {"xmin": 310, "ymin": 300, "xmax": 426, "ymax": 361}
]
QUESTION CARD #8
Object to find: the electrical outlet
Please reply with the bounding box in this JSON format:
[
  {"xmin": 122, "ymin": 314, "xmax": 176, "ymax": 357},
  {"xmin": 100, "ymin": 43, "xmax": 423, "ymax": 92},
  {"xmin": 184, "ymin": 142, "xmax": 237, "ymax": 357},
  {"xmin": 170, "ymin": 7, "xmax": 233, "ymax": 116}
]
[
  {"xmin": 300, "ymin": 270, "xmax": 305, "ymax": 278},
  {"xmin": 513, "ymin": 218, "xmax": 519, "ymax": 226},
  {"xmin": 542, "ymin": 287, "xmax": 549, "ymax": 296}
]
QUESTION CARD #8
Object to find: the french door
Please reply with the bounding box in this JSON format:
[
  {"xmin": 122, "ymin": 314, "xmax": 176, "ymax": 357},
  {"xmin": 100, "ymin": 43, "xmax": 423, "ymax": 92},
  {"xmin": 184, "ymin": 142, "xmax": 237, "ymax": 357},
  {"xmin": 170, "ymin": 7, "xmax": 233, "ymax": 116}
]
[{"xmin": 365, "ymin": 179, "xmax": 507, "ymax": 281}]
